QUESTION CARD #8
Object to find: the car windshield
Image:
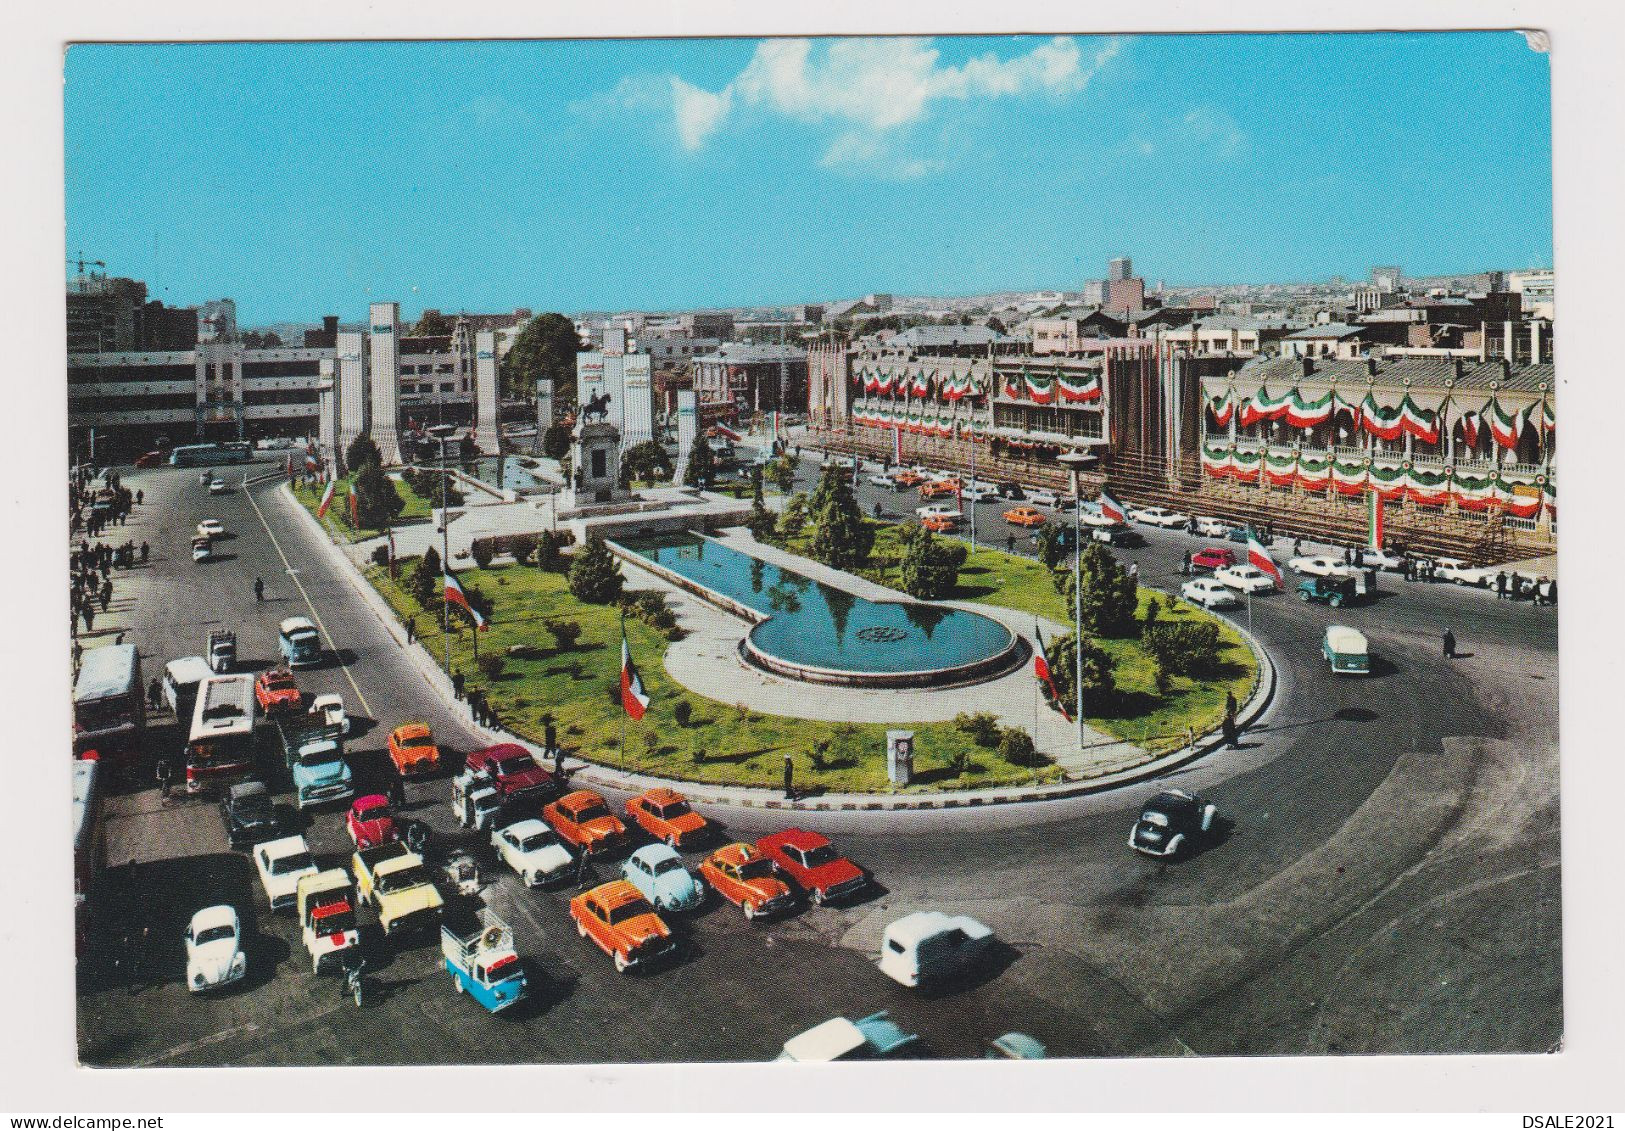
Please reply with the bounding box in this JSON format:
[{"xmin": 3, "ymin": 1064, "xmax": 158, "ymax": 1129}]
[
  {"xmin": 377, "ymin": 866, "xmax": 429, "ymax": 893},
  {"xmin": 609, "ymin": 898, "xmax": 654, "ymax": 923},
  {"xmin": 495, "ymin": 755, "xmax": 532, "ymax": 776},
  {"xmin": 356, "ymin": 806, "xmax": 387, "ymax": 824},
  {"xmin": 299, "ymin": 749, "xmax": 341, "ymax": 768},
  {"xmin": 518, "ymin": 832, "xmax": 553, "ymax": 852},
  {"xmin": 194, "ymin": 925, "xmax": 235, "ymax": 946},
  {"xmin": 572, "ymin": 803, "xmax": 610, "ymax": 823},
  {"xmin": 398, "ymin": 733, "xmax": 433, "ymax": 748},
  {"xmin": 652, "ymin": 857, "xmax": 683, "ymax": 876},
  {"xmin": 656, "ymin": 801, "xmax": 690, "ymax": 819},
  {"xmin": 736, "ymin": 858, "xmax": 774, "ymax": 881},
  {"xmin": 273, "ymin": 852, "xmax": 314, "ymax": 874},
  {"xmin": 802, "ymin": 844, "xmax": 840, "ymax": 867}
]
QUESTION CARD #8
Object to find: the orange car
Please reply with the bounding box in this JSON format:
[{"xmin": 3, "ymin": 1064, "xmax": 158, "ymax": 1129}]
[
  {"xmin": 698, "ymin": 842, "xmax": 795, "ymax": 921},
  {"xmin": 892, "ymin": 470, "xmax": 925, "ymax": 488},
  {"xmin": 918, "ymin": 479, "xmax": 960, "ymax": 499},
  {"xmin": 1002, "ymin": 506, "xmax": 1047, "ymax": 528},
  {"xmin": 386, "ymin": 722, "xmax": 440, "ymax": 777},
  {"xmin": 543, "ymin": 790, "xmax": 629, "ymax": 855},
  {"xmin": 254, "ymin": 668, "xmax": 302, "ymax": 714},
  {"xmin": 920, "ymin": 515, "xmax": 957, "ymax": 533},
  {"xmin": 569, "ymin": 879, "xmax": 677, "ymax": 972},
  {"xmin": 625, "ymin": 788, "xmax": 708, "ymax": 849}
]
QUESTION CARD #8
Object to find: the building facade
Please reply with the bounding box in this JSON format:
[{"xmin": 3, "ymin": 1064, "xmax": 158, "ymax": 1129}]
[{"xmin": 692, "ymin": 342, "xmax": 809, "ymax": 420}]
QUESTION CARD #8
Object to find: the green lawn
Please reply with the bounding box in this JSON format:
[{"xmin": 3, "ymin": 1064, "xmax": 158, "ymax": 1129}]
[
  {"xmin": 362, "ymin": 560, "xmax": 1065, "ymax": 794},
  {"xmin": 292, "ymin": 475, "xmax": 435, "ymax": 543}
]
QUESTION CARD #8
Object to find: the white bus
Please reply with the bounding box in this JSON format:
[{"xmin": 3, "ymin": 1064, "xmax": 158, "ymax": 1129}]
[{"xmin": 187, "ymin": 673, "xmax": 257, "ymax": 793}]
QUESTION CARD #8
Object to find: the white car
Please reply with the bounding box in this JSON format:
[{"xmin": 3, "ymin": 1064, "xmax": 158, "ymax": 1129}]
[
  {"xmin": 1194, "ymin": 516, "xmax": 1236, "ymax": 538},
  {"xmin": 208, "ymin": 478, "xmax": 231, "ymax": 495},
  {"xmin": 492, "ymin": 818, "xmax": 574, "ymax": 887},
  {"xmin": 1361, "ymin": 547, "xmax": 1406, "ymax": 571},
  {"xmin": 960, "ymin": 484, "xmax": 999, "ymax": 502},
  {"xmin": 1215, "ymin": 564, "xmax": 1278, "ymax": 594},
  {"xmin": 184, "ymin": 905, "xmax": 247, "ymax": 993},
  {"xmin": 866, "ymin": 473, "xmax": 902, "ymax": 490},
  {"xmin": 1289, "ymin": 555, "xmax": 1356, "ymax": 578},
  {"xmin": 308, "ymin": 692, "xmax": 350, "ymax": 736},
  {"xmin": 1130, "ymin": 505, "xmax": 1191, "ymax": 528},
  {"xmin": 1434, "ymin": 557, "xmax": 1495, "ymax": 587},
  {"xmin": 254, "ymin": 835, "xmax": 318, "ymax": 913},
  {"xmin": 915, "ymin": 503, "xmax": 964, "ymax": 522},
  {"xmin": 1024, "ymin": 488, "xmax": 1060, "ymax": 508},
  {"xmin": 1181, "ymin": 577, "xmax": 1242, "ymax": 609},
  {"xmin": 196, "ymin": 519, "xmax": 226, "ymax": 539}
]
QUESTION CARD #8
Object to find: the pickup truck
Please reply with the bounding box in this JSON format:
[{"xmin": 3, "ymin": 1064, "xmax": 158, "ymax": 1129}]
[
  {"xmin": 352, "ymin": 842, "xmax": 444, "ymax": 936},
  {"xmin": 296, "ymin": 869, "xmax": 360, "ymax": 974},
  {"xmin": 441, "ymin": 908, "xmax": 527, "ymax": 1012},
  {"xmin": 463, "ymin": 743, "xmax": 554, "ymax": 803},
  {"xmin": 274, "ymin": 719, "xmax": 353, "ymax": 809}
]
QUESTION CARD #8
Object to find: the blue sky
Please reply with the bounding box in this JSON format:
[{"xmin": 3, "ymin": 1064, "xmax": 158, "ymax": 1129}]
[{"xmin": 64, "ymin": 33, "xmax": 1551, "ymax": 323}]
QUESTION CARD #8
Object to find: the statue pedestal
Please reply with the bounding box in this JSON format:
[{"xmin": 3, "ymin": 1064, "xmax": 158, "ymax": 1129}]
[{"xmin": 560, "ymin": 419, "xmax": 629, "ymax": 510}]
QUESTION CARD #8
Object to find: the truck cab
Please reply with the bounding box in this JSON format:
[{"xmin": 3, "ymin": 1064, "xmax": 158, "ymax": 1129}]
[
  {"xmin": 440, "ymin": 908, "xmax": 527, "ymax": 1012},
  {"xmin": 278, "ymin": 617, "xmax": 323, "ymax": 668},
  {"xmin": 163, "ymin": 656, "xmax": 214, "ymax": 724},
  {"xmin": 206, "ymin": 630, "xmax": 237, "ymax": 674},
  {"xmin": 876, "ymin": 911, "xmax": 995, "ymax": 989},
  {"xmin": 451, "ymin": 768, "xmax": 503, "ymax": 831},
  {"xmin": 276, "ymin": 719, "xmax": 352, "ymax": 809},
  {"xmin": 1297, "ymin": 575, "xmax": 1361, "ymax": 607},
  {"xmin": 296, "ymin": 869, "xmax": 359, "ymax": 974}
]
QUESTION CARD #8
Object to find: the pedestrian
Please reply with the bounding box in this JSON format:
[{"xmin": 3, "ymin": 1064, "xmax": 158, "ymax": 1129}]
[
  {"xmin": 136, "ymin": 489, "xmax": 143, "ymax": 506},
  {"xmin": 155, "ymin": 758, "xmax": 172, "ymax": 799},
  {"xmin": 1443, "ymin": 628, "xmax": 1457, "ymax": 659},
  {"xmin": 72, "ymin": 640, "xmax": 83, "ymax": 671},
  {"xmin": 1222, "ymin": 702, "xmax": 1239, "ymax": 749},
  {"xmin": 1180, "ymin": 550, "xmax": 1192, "ymax": 576},
  {"xmin": 1547, "ymin": 578, "xmax": 1557, "ymax": 606},
  {"xmin": 1005, "ymin": 533, "xmax": 1015, "ymax": 553},
  {"xmin": 452, "ymin": 670, "xmax": 465, "ymax": 700},
  {"xmin": 1293, "ymin": 538, "xmax": 1303, "ymax": 558},
  {"xmin": 82, "ymin": 606, "xmax": 95, "ymax": 633},
  {"xmin": 783, "ymin": 753, "xmax": 796, "ymax": 802},
  {"xmin": 147, "ymin": 677, "xmax": 163, "ymax": 712},
  {"xmin": 406, "ymin": 615, "xmax": 416, "ymax": 643},
  {"xmin": 254, "ymin": 577, "xmax": 265, "ymax": 602},
  {"xmin": 1496, "ymin": 571, "xmax": 1508, "ymax": 600},
  {"xmin": 1343, "ymin": 545, "xmax": 1353, "ymax": 565},
  {"xmin": 388, "ymin": 773, "xmax": 405, "ymax": 808},
  {"xmin": 140, "ymin": 541, "xmax": 149, "ymax": 564},
  {"xmin": 1128, "ymin": 561, "xmax": 1140, "ymax": 581},
  {"xmin": 99, "ymin": 581, "xmax": 111, "ymax": 613}
]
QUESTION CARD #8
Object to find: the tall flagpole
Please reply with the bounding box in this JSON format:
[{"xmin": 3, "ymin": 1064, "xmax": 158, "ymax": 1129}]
[{"xmin": 618, "ymin": 610, "xmax": 627, "ymax": 771}]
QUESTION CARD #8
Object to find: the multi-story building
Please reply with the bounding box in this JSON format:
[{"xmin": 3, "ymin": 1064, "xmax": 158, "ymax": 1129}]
[
  {"xmin": 1108, "ymin": 257, "xmax": 1133, "ymax": 283},
  {"xmin": 1508, "ymin": 269, "xmax": 1555, "ymax": 319},
  {"xmin": 1106, "ymin": 277, "xmax": 1146, "ymax": 314},
  {"xmin": 680, "ymin": 311, "xmax": 735, "ymax": 340},
  {"xmin": 692, "ymin": 342, "xmax": 808, "ymax": 421}
]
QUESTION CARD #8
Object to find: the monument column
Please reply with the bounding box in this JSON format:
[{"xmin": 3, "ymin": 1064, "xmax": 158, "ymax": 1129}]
[
  {"xmin": 472, "ymin": 329, "xmax": 502, "ymax": 454},
  {"xmin": 335, "ymin": 329, "xmax": 369, "ymax": 466},
  {"xmin": 368, "ymin": 301, "xmax": 404, "ymax": 465}
]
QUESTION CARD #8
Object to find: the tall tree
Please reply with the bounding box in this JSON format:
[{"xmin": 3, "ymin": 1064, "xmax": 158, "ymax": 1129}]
[
  {"xmin": 501, "ymin": 313, "xmax": 582, "ymax": 400},
  {"xmin": 351, "ymin": 461, "xmax": 405, "ymax": 529},
  {"xmin": 898, "ymin": 523, "xmax": 968, "ymax": 600},
  {"xmin": 682, "ymin": 436, "xmax": 716, "ymax": 488},
  {"xmin": 567, "ymin": 534, "xmax": 624, "ymax": 605},
  {"xmin": 412, "ymin": 310, "xmax": 455, "ymax": 337},
  {"xmin": 345, "ymin": 436, "xmax": 382, "ymax": 474},
  {"xmin": 1065, "ymin": 542, "xmax": 1140, "ymax": 637},
  {"xmin": 1044, "ymin": 630, "xmax": 1117, "ymax": 716},
  {"xmin": 808, "ymin": 465, "xmax": 873, "ymax": 570}
]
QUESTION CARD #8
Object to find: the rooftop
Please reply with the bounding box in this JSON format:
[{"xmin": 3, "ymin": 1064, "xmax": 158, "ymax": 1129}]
[
  {"xmin": 695, "ymin": 342, "xmax": 808, "ymax": 365},
  {"xmin": 1237, "ymin": 354, "xmax": 1555, "ymax": 393}
]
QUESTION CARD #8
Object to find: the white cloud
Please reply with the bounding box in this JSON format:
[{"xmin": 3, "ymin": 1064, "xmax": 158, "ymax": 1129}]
[
  {"xmin": 671, "ymin": 76, "xmax": 732, "ymax": 150},
  {"xmin": 1180, "ymin": 105, "xmax": 1248, "ymax": 160}
]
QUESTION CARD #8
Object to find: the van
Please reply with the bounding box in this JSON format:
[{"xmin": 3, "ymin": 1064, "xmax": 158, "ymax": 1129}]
[
  {"xmin": 163, "ymin": 656, "xmax": 214, "ymax": 723},
  {"xmin": 877, "ymin": 911, "xmax": 994, "ymax": 988},
  {"xmin": 278, "ymin": 617, "xmax": 323, "ymax": 668}
]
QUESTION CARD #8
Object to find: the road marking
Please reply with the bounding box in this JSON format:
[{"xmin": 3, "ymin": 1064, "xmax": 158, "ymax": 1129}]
[
  {"xmin": 133, "ymin": 1021, "xmax": 261, "ymax": 1066},
  {"xmin": 244, "ymin": 482, "xmax": 374, "ymax": 719}
]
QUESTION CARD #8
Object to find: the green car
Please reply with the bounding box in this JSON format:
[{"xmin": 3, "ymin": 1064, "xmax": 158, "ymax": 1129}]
[{"xmin": 1297, "ymin": 575, "xmax": 1359, "ymax": 607}]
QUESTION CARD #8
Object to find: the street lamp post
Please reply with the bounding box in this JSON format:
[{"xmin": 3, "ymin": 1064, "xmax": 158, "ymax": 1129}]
[
  {"xmin": 429, "ymin": 427, "xmax": 456, "ymax": 676},
  {"xmin": 1057, "ymin": 450, "xmax": 1091, "ymax": 754}
]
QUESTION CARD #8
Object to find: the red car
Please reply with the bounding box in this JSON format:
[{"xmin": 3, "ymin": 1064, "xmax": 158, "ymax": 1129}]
[
  {"xmin": 345, "ymin": 794, "xmax": 397, "ymax": 850},
  {"xmin": 254, "ymin": 668, "xmax": 303, "ymax": 714},
  {"xmin": 756, "ymin": 828, "xmax": 869, "ymax": 906},
  {"xmin": 464, "ymin": 743, "xmax": 554, "ymax": 802},
  {"xmin": 1190, "ymin": 547, "xmax": 1238, "ymax": 573},
  {"xmin": 134, "ymin": 451, "xmax": 165, "ymax": 469}
]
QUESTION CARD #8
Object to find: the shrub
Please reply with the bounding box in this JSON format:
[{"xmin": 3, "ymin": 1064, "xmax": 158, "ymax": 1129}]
[
  {"xmin": 1066, "ymin": 543, "xmax": 1139, "ymax": 637},
  {"xmin": 1142, "ymin": 620, "xmax": 1222, "ymax": 677},
  {"xmin": 568, "ymin": 535, "xmax": 624, "ymax": 604},
  {"xmin": 370, "ymin": 544, "xmax": 391, "ymax": 567},
  {"xmin": 634, "ymin": 591, "xmax": 666, "ymax": 618},
  {"xmin": 947, "ymin": 747, "xmax": 974, "ymax": 778},
  {"xmin": 536, "ymin": 530, "xmax": 571, "ymax": 571},
  {"xmin": 544, "ymin": 619, "xmax": 582, "ymax": 651},
  {"xmin": 672, "ymin": 701, "xmax": 692, "ymax": 727},
  {"xmin": 411, "ymin": 545, "xmax": 442, "ymax": 607},
  {"xmin": 954, "ymin": 711, "xmax": 1002, "ymax": 749},
  {"xmin": 649, "ymin": 608, "xmax": 678, "ymax": 632},
  {"xmin": 1143, "ymin": 596, "xmax": 1161, "ymax": 633},
  {"xmin": 542, "ymin": 423, "xmax": 572, "ymax": 460},
  {"xmin": 470, "ymin": 539, "xmax": 496, "ymax": 570},
  {"xmin": 476, "ymin": 653, "xmax": 505, "ymax": 682},
  {"xmin": 509, "ymin": 533, "xmax": 538, "ymax": 565},
  {"xmin": 997, "ymin": 727, "xmax": 1037, "ymax": 767},
  {"xmin": 1043, "ymin": 631, "xmax": 1117, "ymax": 716},
  {"xmin": 899, "ymin": 526, "xmax": 968, "ymax": 599}
]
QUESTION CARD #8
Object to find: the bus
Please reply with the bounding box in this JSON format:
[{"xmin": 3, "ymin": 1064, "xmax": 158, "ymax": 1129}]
[
  {"xmin": 187, "ymin": 673, "xmax": 258, "ymax": 793},
  {"xmin": 72, "ymin": 643, "xmax": 144, "ymax": 759},
  {"xmin": 169, "ymin": 441, "xmax": 255, "ymax": 468},
  {"xmin": 73, "ymin": 758, "xmax": 105, "ymax": 957}
]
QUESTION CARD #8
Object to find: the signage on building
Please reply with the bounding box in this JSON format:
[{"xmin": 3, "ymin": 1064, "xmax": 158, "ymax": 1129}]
[
  {"xmin": 477, "ymin": 350, "xmax": 494, "ymax": 359},
  {"xmin": 372, "ymin": 325, "xmax": 393, "ymax": 334}
]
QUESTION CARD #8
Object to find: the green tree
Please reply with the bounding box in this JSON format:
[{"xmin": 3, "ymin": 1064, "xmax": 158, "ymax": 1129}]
[
  {"xmin": 568, "ymin": 534, "xmax": 624, "ymax": 604},
  {"xmin": 778, "ymin": 492, "xmax": 809, "ymax": 538},
  {"xmin": 748, "ymin": 496, "xmax": 778, "ymax": 542},
  {"xmin": 765, "ymin": 454, "xmax": 797, "ymax": 494},
  {"xmin": 1044, "ymin": 630, "xmax": 1117, "ymax": 716},
  {"xmin": 501, "ymin": 313, "xmax": 582, "ymax": 400},
  {"xmin": 351, "ymin": 461, "xmax": 405, "ymax": 529},
  {"xmin": 1063, "ymin": 542, "xmax": 1140, "ymax": 637},
  {"xmin": 619, "ymin": 439, "xmax": 673, "ymax": 487},
  {"xmin": 412, "ymin": 310, "xmax": 455, "ymax": 337},
  {"xmin": 544, "ymin": 619, "xmax": 582, "ymax": 651},
  {"xmin": 997, "ymin": 727, "xmax": 1038, "ymax": 767},
  {"xmin": 808, "ymin": 465, "xmax": 874, "ymax": 570},
  {"xmin": 542, "ymin": 423, "xmax": 573, "ymax": 460},
  {"xmin": 682, "ymin": 436, "xmax": 716, "ymax": 488},
  {"xmin": 1033, "ymin": 523, "xmax": 1072, "ymax": 570},
  {"xmin": 411, "ymin": 545, "xmax": 442, "ymax": 606},
  {"xmin": 345, "ymin": 436, "xmax": 382, "ymax": 474},
  {"xmin": 954, "ymin": 711, "xmax": 1002, "ymax": 749},
  {"xmin": 898, "ymin": 523, "xmax": 967, "ymax": 599},
  {"xmin": 470, "ymin": 539, "xmax": 495, "ymax": 570},
  {"xmin": 1142, "ymin": 620, "xmax": 1222, "ymax": 677}
]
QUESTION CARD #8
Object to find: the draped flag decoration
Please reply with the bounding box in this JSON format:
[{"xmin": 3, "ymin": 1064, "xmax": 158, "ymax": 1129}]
[
  {"xmin": 1207, "ymin": 389, "xmax": 1236, "ymax": 428},
  {"xmin": 443, "ymin": 570, "xmax": 489, "ymax": 631},
  {"xmin": 1033, "ymin": 625, "xmax": 1071, "ymax": 722},
  {"xmin": 1263, "ymin": 449, "xmax": 1298, "ymax": 486},
  {"xmin": 1056, "ymin": 369, "xmax": 1102, "ymax": 404},
  {"xmin": 1487, "ymin": 397, "xmax": 1523, "ymax": 449},
  {"xmin": 317, "ymin": 479, "xmax": 337, "ymax": 517},
  {"xmin": 620, "ymin": 624, "xmax": 649, "ymax": 721},
  {"xmin": 1459, "ymin": 411, "xmax": 1480, "ymax": 451}
]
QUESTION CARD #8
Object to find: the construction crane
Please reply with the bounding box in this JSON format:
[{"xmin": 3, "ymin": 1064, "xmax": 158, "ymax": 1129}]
[{"xmin": 67, "ymin": 252, "xmax": 106, "ymax": 277}]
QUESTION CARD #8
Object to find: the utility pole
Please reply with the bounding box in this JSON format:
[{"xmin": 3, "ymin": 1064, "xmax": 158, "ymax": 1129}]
[{"xmin": 1058, "ymin": 450, "xmax": 1090, "ymax": 753}]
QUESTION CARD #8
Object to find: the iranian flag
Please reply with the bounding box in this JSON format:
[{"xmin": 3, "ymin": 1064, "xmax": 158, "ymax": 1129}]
[
  {"xmin": 317, "ymin": 479, "xmax": 337, "ymax": 517},
  {"xmin": 1247, "ymin": 532, "xmax": 1283, "ymax": 588},
  {"xmin": 1032, "ymin": 625, "xmax": 1071, "ymax": 722},
  {"xmin": 1367, "ymin": 491, "xmax": 1385, "ymax": 550},
  {"xmin": 1487, "ymin": 398, "xmax": 1523, "ymax": 449},
  {"xmin": 1098, "ymin": 491, "xmax": 1127, "ymax": 525},
  {"xmin": 620, "ymin": 625, "xmax": 650, "ymax": 721},
  {"xmin": 443, "ymin": 570, "xmax": 488, "ymax": 630}
]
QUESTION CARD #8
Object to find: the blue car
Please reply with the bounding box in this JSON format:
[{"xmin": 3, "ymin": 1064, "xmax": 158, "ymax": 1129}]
[{"xmin": 620, "ymin": 844, "xmax": 703, "ymax": 912}]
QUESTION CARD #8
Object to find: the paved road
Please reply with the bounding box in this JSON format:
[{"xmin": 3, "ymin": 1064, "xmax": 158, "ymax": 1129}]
[{"xmin": 76, "ymin": 459, "xmax": 1560, "ymax": 1065}]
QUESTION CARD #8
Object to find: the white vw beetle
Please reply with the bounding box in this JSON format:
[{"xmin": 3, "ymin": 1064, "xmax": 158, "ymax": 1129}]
[
  {"xmin": 491, "ymin": 818, "xmax": 574, "ymax": 887},
  {"xmin": 184, "ymin": 904, "xmax": 247, "ymax": 993}
]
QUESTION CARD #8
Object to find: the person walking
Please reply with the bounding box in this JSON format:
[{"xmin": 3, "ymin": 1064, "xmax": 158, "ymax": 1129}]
[
  {"xmin": 147, "ymin": 677, "xmax": 163, "ymax": 713},
  {"xmin": 1495, "ymin": 571, "xmax": 1508, "ymax": 600},
  {"xmin": 575, "ymin": 849, "xmax": 594, "ymax": 891},
  {"xmin": 136, "ymin": 489, "xmax": 143, "ymax": 506},
  {"xmin": 388, "ymin": 773, "xmax": 405, "ymax": 809},
  {"xmin": 99, "ymin": 579, "xmax": 112, "ymax": 613},
  {"xmin": 1222, "ymin": 700, "xmax": 1239, "ymax": 749},
  {"xmin": 1293, "ymin": 538, "xmax": 1304, "ymax": 558},
  {"xmin": 1443, "ymin": 628, "xmax": 1457, "ymax": 659},
  {"xmin": 1005, "ymin": 533, "xmax": 1015, "ymax": 553},
  {"xmin": 782, "ymin": 754, "xmax": 796, "ymax": 802},
  {"xmin": 1128, "ymin": 561, "xmax": 1140, "ymax": 582},
  {"xmin": 1546, "ymin": 577, "xmax": 1557, "ymax": 606},
  {"xmin": 254, "ymin": 577, "xmax": 265, "ymax": 602},
  {"xmin": 452, "ymin": 670, "xmax": 465, "ymax": 700},
  {"xmin": 82, "ymin": 605, "xmax": 95, "ymax": 633},
  {"xmin": 140, "ymin": 541, "xmax": 149, "ymax": 564},
  {"xmin": 155, "ymin": 758, "xmax": 172, "ymax": 800},
  {"xmin": 406, "ymin": 615, "xmax": 416, "ymax": 643}
]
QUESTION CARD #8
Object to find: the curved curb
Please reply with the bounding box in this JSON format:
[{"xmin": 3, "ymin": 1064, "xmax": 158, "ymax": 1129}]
[{"xmin": 276, "ymin": 479, "xmax": 1279, "ymax": 812}]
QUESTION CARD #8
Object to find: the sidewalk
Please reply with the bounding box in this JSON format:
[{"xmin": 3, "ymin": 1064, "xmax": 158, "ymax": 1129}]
[{"xmin": 279, "ymin": 481, "xmax": 1277, "ymax": 811}]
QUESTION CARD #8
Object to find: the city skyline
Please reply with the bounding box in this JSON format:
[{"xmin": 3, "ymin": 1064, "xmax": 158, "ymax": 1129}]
[{"xmin": 65, "ymin": 32, "xmax": 1551, "ymax": 323}]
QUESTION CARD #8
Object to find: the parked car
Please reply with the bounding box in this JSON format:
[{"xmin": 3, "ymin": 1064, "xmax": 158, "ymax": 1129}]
[
  {"xmin": 1024, "ymin": 488, "xmax": 1060, "ymax": 508},
  {"xmin": 1129, "ymin": 505, "xmax": 1190, "ymax": 528},
  {"xmin": 134, "ymin": 451, "xmax": 165, "ymax": 469},
  {"xmin": 757, "ymin": 828, "xmax": 868, "ymax": 906},
  {"xmin": 624, "ymin": 787, "xmax": 708, "ymax": 849},
  {"xmin": 1214, "ymin": 564, "xmax": 1278, "ymax": 594},
  {"xmin": 543, "ymin": 789, "xmax": 630, "ymax": 856},
  {"xmin": 387, "ymin": 722, "xmax": 441, "ymax": 778},
  {"xmin": 569, "ymin": 879, "xmax": 677, "ymax": 973},
  {"xmin": 1434, "ymin": 557, "xmax": 1495, "ymax": 587},
  {"xmin": 959, "ymin": 484, "xmax": 999, "ymax": 502},
  {"xmin": 620, "ymin": 844, "xmax": 704, "ymax": 913},
  {"xmin": 891, "ymin": 470, "xmax": 925, "ymax": 488},
  {"xmin": 492, "ymin": 818, "xmax": 574, "ymax": 887},
  {"xmin": 877, "ymin": 911, "xmax": 995, "ymax": 989},
  {"xmin": 253, "ymin": 834, "xmax": 318, "ymax": 913},
  {"xmin": 1180, "ymin": 577, "xmax": 1241, "ymax": 610},
  {"xmin": 1129, "ymin": 789, "xmax": 1219, "ymax": 858},
  {"xmin": 986, "ymin": 1033, "xmax": 1049, "ymax": 1059},
  {"xmin": 1002, "ymin": 506, "xmax": 1047, "ymax": 528},
  {"xmin": 1288, "ymin": 554, "xmax": 1355, "ymax": 578},
  {"xmin": 918, "ymin": 479, "xmax": 960, "ymax": 499},
  {"xmin": 1361, "ymin": 547, "xmax": 1406, "ymax": 571},
  {"xmin": 1193, "ymin": 516, "xmax": 1235, "ymax": 538},
  {"xmin": 1189, "ymin": 547, "xmax": 1237, "ymax": 573},
  {"xmin": 345, "ymin": 794, "xmax": 397, "ymax": 850},
  {"xmin": 192, "ymin": 536, "xmax": 213, "ymax": 563},
  {"xmin": 915, "ymin": 503, "xmax": 963, "ymax": 522},
  {"xmin": 184, "ymin": 905, "xmax": 247, "ymax": 993},
  {"xmin": 777, "ymin": 1012, "xmax": 921, "ymax": 1062},
  {"xmin": 1297, "ymin": 575, "xmax": 1362, "ymax": 607},
  {"xmin": 196, "ymin": 519, "xmax": 225, "ymax": 539},
  {"xmin": 920, "ymin": 514, "xmax": 956, "ymax": 533},
  {"xmin": 254, "ymin": 668, "xmax": 302, "ymax": 714},
  {"xmin": 867, "ymin": 473, "xmax": 902, "ymax": 490},
  {"xmin": 698, "ymin": 842, "xmax": 795, "ymax": 920},
  {"xmin": 218, "ymin": 781, "xmax": 280, "ymax": 849},
  {"xmin": 1323, "ymin": 624, "xmax": 1372, "ymax": 674}
]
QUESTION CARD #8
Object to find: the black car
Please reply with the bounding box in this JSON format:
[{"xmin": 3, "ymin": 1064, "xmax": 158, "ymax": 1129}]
[
  {"xmin": 219, "ymin": 780, "xmax": 280, "ymax": 849},
  {"xmin": 1296, "ymin": 575, "xmax": 1361, "ymax": 607},
  {"xmin": 1129, "ymin": 789, "xmax": 1219, "ymax": 858}
]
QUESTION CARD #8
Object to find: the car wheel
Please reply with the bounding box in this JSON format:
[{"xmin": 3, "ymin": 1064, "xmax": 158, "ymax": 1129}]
[
  {"xmin": 613, "ymin": 950, "xmax": 630, "ymax": 974},
  {"xmin": 1166, "ymin": 833, "xmax": 1185, "ymax": 858},
  {"xmin": 1329, "ymin": 595, "xmax": 1342, "ymax": 607},
  {"xmin": 744, "ymin": 901, "xmax": 758, "ymax": 921},
  {"xmin": 1201, "ymin": 804, "xmax": 1217, "ymax": 831}
]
